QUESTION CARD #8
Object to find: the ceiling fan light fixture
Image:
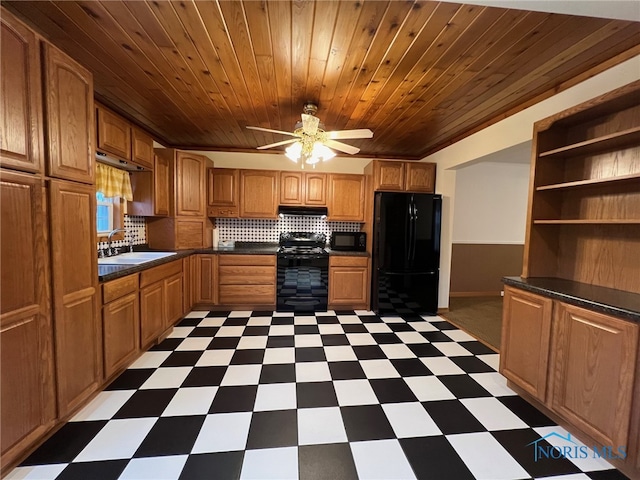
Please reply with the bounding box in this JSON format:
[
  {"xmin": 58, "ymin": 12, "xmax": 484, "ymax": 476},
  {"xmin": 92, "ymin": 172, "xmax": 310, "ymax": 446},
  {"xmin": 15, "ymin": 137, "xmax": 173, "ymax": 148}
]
[
  {"xmin": 285, "ymin": 142, "xmax": 302, "ymax": 162},
  {"xmin": 312, "ymin": 142, "xmax": 336, "ymax": 162}
]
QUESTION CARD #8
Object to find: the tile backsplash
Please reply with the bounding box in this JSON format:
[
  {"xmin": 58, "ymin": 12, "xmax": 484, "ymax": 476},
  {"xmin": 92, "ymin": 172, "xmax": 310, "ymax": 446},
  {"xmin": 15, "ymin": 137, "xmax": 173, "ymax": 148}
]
[
  {"xmin": 216, "ymin": 217, "xmax": 361, "ymax": 243},
  {"xmin": 97, "ymin": 215, "xmax": 147, "ymax": 250}
]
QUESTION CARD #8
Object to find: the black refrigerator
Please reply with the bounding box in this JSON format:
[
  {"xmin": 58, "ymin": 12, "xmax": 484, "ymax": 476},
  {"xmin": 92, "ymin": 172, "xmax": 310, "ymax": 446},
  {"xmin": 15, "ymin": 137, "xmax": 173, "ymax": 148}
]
[{"xmin": 372, "ymin": 192, "xmax": 442, "ymax": 315}]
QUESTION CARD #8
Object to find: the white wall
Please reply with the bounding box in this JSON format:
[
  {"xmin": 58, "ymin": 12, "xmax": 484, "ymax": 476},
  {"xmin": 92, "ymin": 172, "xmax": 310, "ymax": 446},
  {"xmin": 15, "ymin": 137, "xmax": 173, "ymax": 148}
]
[
  {"xmin": 452, "ymin": 161, "xmax": 531, "ymax": 244},
  {"xmin": 425, "ymin": 54, "xmax": 640, "ymax": 310}
]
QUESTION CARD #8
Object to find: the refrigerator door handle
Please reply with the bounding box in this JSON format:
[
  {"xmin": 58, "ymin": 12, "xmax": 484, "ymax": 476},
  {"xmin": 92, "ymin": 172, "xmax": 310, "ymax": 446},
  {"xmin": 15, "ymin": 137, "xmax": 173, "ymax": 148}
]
[
  {"xmin": 409, "ymin": 201, "xmax": 416, "ymax": 262},
  {"xmin": 406, "ymin": 201, "xmax": 412, "ymax": 261}
]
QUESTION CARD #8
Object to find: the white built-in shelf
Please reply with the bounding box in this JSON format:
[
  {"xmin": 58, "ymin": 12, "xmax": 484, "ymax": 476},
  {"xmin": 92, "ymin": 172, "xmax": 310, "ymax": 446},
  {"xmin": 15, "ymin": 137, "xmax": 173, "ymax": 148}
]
[
  {"xmin": 538, "ymin": 127, "xmax": 640, "ymax": 159},
  {"xmin": 536, "ymin": 172, "xmax": 640, "ymax": 191}
]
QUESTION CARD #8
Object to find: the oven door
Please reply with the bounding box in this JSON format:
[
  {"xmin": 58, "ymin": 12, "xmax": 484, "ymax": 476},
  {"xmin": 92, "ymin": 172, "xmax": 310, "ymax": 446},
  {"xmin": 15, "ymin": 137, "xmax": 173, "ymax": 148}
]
[{"xmin": 277, "ymin": 255, "xmax": 328, "ymax": 312}]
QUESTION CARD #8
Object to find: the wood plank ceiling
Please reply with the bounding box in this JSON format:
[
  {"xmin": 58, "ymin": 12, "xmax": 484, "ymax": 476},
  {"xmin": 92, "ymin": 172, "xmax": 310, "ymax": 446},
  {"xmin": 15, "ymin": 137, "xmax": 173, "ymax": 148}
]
[{"xmin": 6, "ymin": 1, "xmax": 640, "ymax": 159}]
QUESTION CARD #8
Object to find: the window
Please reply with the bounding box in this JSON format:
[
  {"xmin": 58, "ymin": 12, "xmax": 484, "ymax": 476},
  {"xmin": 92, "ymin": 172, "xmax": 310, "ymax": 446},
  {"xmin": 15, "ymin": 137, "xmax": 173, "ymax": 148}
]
[{"xmin": 96, "ymin": 191, "xmax": 125, "ymax": 241}]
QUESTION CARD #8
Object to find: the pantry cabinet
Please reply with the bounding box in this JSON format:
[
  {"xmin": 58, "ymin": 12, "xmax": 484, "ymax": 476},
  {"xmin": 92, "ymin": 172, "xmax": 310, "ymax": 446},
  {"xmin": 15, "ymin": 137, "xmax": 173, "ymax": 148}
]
[
  {"xmin": 499, "ymin": 286, "xmax": 553, "ymax": 402},
  {"xmin": 328, "ymin": 256, "xmax": 369, "ymax": 309},
  {"xmin": 102, "ymin": 274, "xmax": 139, "ymax": 380},
  {"xmin": 239, "ymin": 170, "xmax": 279, "ymax": 218},
  {"xmin": 0, "ymin": 170, "xmax": 56, "ymax": 468},
  {"xmin": 44, "ymin": 44, "xmax": 94, "ymax": 184},
  {"xmin": 207, "ymin": 168, "xmax": 239, "ymax": 217},
  {"xmin": 327, "ymin": 174, "xmax": 365, "ymax": 221},
  {"xmin": 0, "ymin": 10, "xmax": 43, "ymax": 174}
]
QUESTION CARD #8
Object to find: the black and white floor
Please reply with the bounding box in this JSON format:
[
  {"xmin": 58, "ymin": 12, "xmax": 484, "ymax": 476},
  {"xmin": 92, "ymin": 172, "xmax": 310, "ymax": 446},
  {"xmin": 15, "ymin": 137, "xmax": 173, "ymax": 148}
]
[{"xmin": 9, "ymin": 310, "xmax": 627, "ymax": 480}]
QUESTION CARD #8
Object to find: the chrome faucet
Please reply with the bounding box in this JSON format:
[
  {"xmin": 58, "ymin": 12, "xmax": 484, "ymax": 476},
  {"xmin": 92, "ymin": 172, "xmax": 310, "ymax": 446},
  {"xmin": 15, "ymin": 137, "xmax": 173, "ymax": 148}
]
[{"xmin": 107, "ymin": 228, "xmax": 126, "ymax": 256}]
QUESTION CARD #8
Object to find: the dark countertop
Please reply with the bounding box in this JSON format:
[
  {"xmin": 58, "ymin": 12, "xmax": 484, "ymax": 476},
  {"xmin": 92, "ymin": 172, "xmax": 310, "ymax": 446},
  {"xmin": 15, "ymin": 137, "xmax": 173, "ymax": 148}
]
[
  {"xmin": 98, "ymin": 250, "xmax": 193, "ymax": 282},
  {"xmin": 503, "ymin": 276, "xmax": 640, "ymax": 323},
  {"xmin": 99, "ymin": 243, "xmax": 371, "ymax": 282}
]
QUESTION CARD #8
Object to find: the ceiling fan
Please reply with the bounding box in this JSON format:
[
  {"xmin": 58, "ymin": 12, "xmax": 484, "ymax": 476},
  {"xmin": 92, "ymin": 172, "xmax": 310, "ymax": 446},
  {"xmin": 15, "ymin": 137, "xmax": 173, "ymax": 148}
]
[{"xmin": 246, "ymin": 103, "xmax": 373, "ymax": 165}]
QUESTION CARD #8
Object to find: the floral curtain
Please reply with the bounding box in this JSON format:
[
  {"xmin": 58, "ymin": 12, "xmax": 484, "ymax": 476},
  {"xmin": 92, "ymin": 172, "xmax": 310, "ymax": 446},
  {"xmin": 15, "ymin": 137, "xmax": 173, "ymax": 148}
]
[{"xmin": 96, "ymin": 163, "xmax": 133, "ymax": 201}]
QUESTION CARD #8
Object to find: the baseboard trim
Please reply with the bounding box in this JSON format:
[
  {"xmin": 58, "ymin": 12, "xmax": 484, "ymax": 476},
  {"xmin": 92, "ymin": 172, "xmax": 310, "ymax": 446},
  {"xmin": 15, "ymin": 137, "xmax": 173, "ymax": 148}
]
[
  {"xmin": 437, "ymin": 307, "xmax": 449, "ymax": 314},
  {"xmin": 449, "ymin": 291, "xmax": 502, "ymax": 297}
]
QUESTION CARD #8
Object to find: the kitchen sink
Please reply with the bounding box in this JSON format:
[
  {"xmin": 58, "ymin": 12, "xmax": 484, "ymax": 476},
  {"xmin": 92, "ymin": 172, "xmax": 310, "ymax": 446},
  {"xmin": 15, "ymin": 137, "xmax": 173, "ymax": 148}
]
[{"xmin": 98, "ymin": 251, "xmax": 177, "ymax": 265}]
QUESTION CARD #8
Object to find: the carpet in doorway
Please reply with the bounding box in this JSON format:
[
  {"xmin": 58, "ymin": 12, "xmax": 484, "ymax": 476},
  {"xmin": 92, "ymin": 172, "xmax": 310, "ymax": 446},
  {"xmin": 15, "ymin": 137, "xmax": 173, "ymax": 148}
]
[{"xmin": 441, "ymin": 296, "xmax": 503, "ymax": 351}]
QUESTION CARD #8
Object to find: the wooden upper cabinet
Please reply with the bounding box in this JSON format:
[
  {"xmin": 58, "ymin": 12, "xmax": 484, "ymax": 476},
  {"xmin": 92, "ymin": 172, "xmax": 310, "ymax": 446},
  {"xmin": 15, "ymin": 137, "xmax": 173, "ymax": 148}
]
[
  {"xmin": 0, "ymin": 10, "xmax": 43, "ymax": 174},
  {"xmin": 208, "ymin": 168, "xmax": 239, "ymax": 217},
  {"xmin": 280, "ymin": 171, "xmax": 303, "ymax": 205},
  {"xmin": 328, "ymin": 173, "xmax": 365, "ymax": 221},
  {"xmin": 131, "ymin": 127, "xmax": 154, "ymax": 169},
  {"xmin": 44, "ymin": 44, "xmax": 94, "ymax": 184},
  {"xmin": 405, "ymin": 162, "xmax": 436, "ymax": 192},
  {"xmin": 176, "ymin": 151, "xmax": 206, "ymax": 217},
  {"xmin": 371, "ymin": 160, "xmax": 436, "ymax": 193},
  {"xmin": 551, "ymin": 303, "xmax": 638, "ymax": 450},
  {"xmin": 48, "ymin": 179, "xmax": 100, "ymax": 416},
  {"xmin": 240, "ymin": 170, "xmax": 279, "ymax": 218},
  {"xmin": 0, "ymin": 170, "xmax": 56, "ymax": 467},
  {"xmin": 129, "ymin": 154, "xmax": 170, "ymax": 217},
  {"xmin": 374, "ymin": 161, "xmax": 405, "ymax": 191},
  {"xmin": 96, "ymin": 104, "xmax": 130, "ymax": 161},
  {"xmin": 280, "ymin": 171, "xmax": 327, "ymax": 206},
  {"xmin": 500, "ymin": 286, "xmax": 553, "ymax": 403}
]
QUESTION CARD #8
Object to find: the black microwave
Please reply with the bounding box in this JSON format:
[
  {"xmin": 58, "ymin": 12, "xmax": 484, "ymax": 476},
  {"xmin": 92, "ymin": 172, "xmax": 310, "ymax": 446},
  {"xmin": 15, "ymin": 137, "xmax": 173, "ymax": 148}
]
[{"xmin": 330, "ymin": 232, "xmax": 366, "ymax": 251}]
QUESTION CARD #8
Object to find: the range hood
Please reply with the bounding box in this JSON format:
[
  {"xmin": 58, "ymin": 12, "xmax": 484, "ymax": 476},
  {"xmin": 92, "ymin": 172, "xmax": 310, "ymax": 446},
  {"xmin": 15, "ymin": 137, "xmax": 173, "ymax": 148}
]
[
  {"xmin": 278, "ymin": 205, "xmax": 328, "ymax": 217},
  {"xmin": 96, "ymin": 151, "xmax": 148, "ymax": 171}
]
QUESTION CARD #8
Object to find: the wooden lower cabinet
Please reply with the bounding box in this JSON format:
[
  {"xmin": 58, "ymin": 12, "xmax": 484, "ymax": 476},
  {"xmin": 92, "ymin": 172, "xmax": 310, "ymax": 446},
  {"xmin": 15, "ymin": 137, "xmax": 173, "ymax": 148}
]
[
  {"xmin": 102, "ymin": 274, "xmax": 139, "ymax": 380},
  {"xmin": 140, "ymin": 282, "xmax": 165, "ymax": 349},
  {"xmin": 328, "ymin": 256, "xmax": 369, "ymax": 310},
  {"xmin": 500, "ymin": 286, "xmax": 553, "ymax": 402},
  {"xmin": 551, "ymin": 302, "xmax": 638, "ymax": 449},
  {"xmin": 218, "ymin": 255, "xmax": 276, "ymax": 305},
  {"xmin": 195, "ymin": 254, "xmax": 217, "ymax": 304},
  {"xmin": 165, "ymin": 272, "xmax": 183, "ymax": 329}
]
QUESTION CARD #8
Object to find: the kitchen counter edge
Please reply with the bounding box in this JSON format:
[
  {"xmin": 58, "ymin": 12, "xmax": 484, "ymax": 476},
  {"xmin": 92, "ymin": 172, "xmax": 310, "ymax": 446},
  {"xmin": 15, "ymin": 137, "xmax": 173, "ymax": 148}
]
[{"xmin": 503, "ymin": 276, "xmax": 640, "ymax": 323}]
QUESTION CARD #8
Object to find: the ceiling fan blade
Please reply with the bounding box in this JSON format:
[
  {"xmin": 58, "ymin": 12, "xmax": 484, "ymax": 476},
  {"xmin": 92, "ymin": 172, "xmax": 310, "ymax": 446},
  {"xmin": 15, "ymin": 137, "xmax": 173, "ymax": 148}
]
[
  {"xmin": 246, "ymin": 125, "xmax": 298, "ymax": 137},
  {"xmin": 326, "ymin": 129, "xmax": 374, "ymax": 140},
  {"xmin": 256, "ymin": 138, "xmax": 299, "ymax": 150},
  {"xmin": 325, "ymin": 139, "xmax": 360, "ymax": 155}
]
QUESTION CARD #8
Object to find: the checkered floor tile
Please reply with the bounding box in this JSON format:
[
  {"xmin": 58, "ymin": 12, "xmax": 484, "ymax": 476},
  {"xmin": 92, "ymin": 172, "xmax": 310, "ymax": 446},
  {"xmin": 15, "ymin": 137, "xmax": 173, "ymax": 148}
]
[{"xmin": 9, "ymin": 310, "xmax": 627, "ymax": 480}]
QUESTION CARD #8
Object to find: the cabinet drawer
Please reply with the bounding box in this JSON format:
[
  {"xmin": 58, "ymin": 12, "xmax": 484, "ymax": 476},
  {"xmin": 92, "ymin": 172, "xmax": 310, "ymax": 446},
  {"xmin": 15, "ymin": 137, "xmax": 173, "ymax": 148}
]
[
  {"xmin": 207, "ymin": 206, "xmax": 239, "ymax": 218},
  {"xmin": 219, "ymin": 285, "xmax": 275, "ymax": 305},
  {"xmin": 218, "ymin": 255, "xmax": 276, "ymax": 266},
  {"xmin": 329, "ymin": 256, "xmax": 368, "ymax": 267},
  {"xmin": 140, "ymin": 259, "xmax": 182, "ymax": 288},
  {"xmin": 218, "ymin": 266, "xmax": 275, "ymax": 285},
  {"xmin": 102, "ymin": 274, "xmax": 138, "ymax": 304}
]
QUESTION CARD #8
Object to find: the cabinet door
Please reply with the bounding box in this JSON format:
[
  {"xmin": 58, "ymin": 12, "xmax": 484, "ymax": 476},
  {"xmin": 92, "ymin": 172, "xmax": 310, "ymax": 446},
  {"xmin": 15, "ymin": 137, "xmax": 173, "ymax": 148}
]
[
  {"xmin": 165, "ymin": 272, "xmax": 183, "ymax": 329},
  {"xmin": 552, "ymin": 303, "xmax": 638, "ymax": 449},
  {"xmin": 374, "ymin": 161, "xmax": 405, "ymax": 191},
  {"xmin": 499, "ymin": 287, "xmax": 552, "ymax": 403},
  {"xmin": 328, "ymin": 174, "xmax": 365, "ymax": 221},
  {"xmin": 154, "ymin": 153, "xmax": 170, "ymax": 216},
  {"xmin": 405, "ymin": 163, "xmax": 436, "ymax": 192},
  {"xmin": 49, "ymin": 179, "xmax": 101, "ymax": 416},
  {"xmin": 0, "ymin": 170, "xmax": 55, "ymax": 464},
  {"xmin": 176, "ymin": 152, "xmax": 206, "ymax": 216},
  {"xmin": 328, "ymin": 257, "xmax": 369, "ymax": 309},
  {"xmin": 140, "ymin": 282, "xmax": 165, "ymax": 349},
  {"xmin": 131, "ymin": 127, "xmax": 154, "ymax": 169},
  {"xmin": 0, "ymin": 11, "xmax": 43, "ymax": 174},
  {"xmin": 240, "ymin": 170, "xmax": 279, "ymax": 218},
  {"xmin": 195, "ymin": 254, "xmax": 217, "ymax": 304},
  {"xmin": 103, "ymin": 293, "xmax": 139, "ymax": 379},
  {"xmin": 208, "ymin": 168, "xmax": 239, "ymax": 208},
  {"xmin": 280, "ymin": 171, "xmax": 303, "ymax": 205},
  {"xmin": 44, "ymin": 44, "xmax": 94, "ymax": 184},
  {"xmin": 182, "ymin": 256, "xmax": 192, "ymax": 315},
  {"xmin": 96, "ymin": 105, "xmax": 131, "ymax": 161},
  {"xmin": 305, "ymin": 173, "xmax": 327, "ymax": 206}
]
